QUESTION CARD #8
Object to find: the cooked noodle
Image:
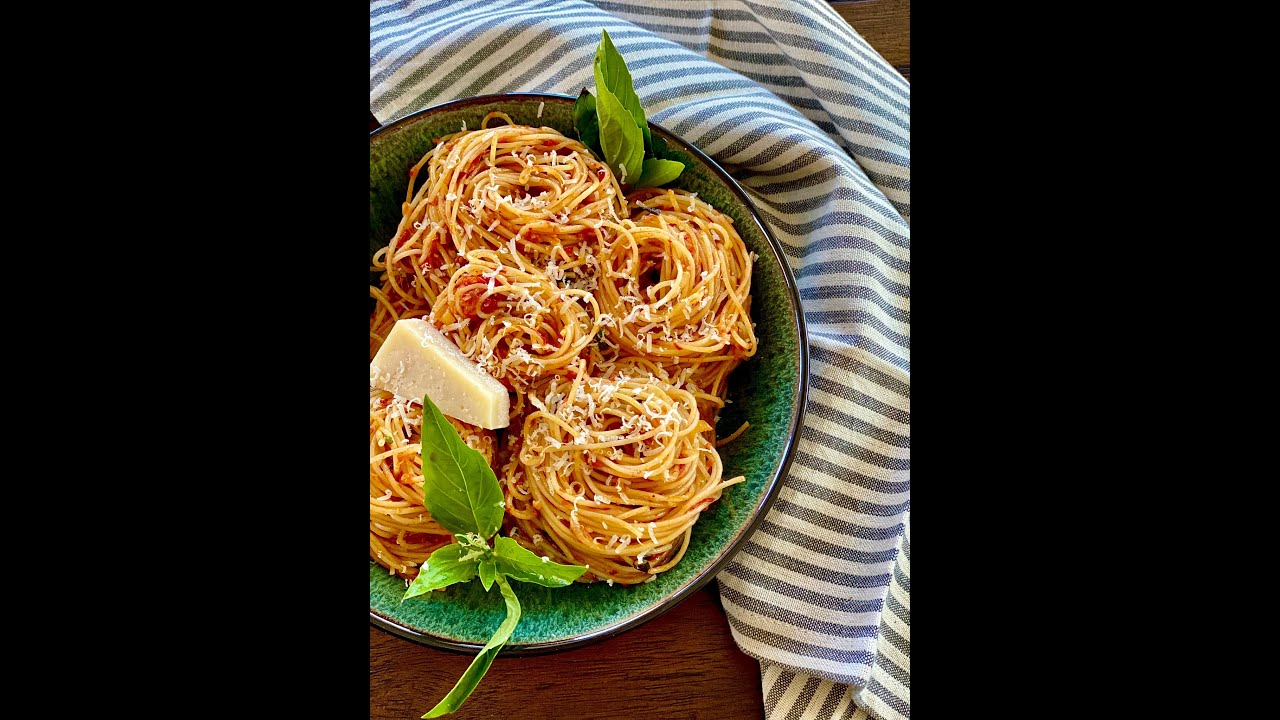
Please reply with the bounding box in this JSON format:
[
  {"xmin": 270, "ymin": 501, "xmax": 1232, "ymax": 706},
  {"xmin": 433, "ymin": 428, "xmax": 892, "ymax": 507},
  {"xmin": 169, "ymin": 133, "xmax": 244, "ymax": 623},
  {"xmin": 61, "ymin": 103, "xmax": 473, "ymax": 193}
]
[
  {"xmin": 427, "ymin": 249, "xmax": 604, "ymax": 394},
  {"xmin": 598, "ymin": 187, "xmax": 758, "ymax": 426},
  {"xmin": 371, "ymin": 115, "xmax": 626, "ymax": 310},
  {"xmin": 370, "ymin": 112, "xmax": 754, "ymax": 584},
  {"xmin": 369, "ymin": 389, "xmax": 497, "ymax": 577},
  {"xmin": 501, "ymin": 368, "xmax": 744, "ymax": 585}
]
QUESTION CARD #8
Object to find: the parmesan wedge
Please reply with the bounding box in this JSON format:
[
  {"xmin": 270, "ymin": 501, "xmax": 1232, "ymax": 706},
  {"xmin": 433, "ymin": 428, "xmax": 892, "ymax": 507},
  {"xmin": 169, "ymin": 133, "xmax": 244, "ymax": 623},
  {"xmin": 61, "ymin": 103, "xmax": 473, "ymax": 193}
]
[{"xmin": 370, "ymin": 319, "xmax": 510, "ymax": 429}]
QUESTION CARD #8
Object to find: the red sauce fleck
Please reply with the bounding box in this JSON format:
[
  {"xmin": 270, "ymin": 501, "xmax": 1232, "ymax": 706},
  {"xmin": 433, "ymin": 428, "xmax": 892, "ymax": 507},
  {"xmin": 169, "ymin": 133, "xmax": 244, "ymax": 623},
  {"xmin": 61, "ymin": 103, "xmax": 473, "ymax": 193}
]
[
  {"xmin": 596, "ymin": 168, "xmax": 607, "ymax": 180},
  {"xmin": 454, "ymin": 275, "xmax": 490, "ymax": 317},
  {"xmin": 424, "ymin": 243, "xmax": 445, "ymax": 270}
]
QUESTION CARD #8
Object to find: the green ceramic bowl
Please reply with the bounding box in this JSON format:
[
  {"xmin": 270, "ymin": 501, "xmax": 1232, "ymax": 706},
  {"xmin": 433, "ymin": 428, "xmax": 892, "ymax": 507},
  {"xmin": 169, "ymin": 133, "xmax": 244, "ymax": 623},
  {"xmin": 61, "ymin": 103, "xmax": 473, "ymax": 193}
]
[{"xmin": 370, "ymin": 93, "xmax": 807, "ymax": 655}]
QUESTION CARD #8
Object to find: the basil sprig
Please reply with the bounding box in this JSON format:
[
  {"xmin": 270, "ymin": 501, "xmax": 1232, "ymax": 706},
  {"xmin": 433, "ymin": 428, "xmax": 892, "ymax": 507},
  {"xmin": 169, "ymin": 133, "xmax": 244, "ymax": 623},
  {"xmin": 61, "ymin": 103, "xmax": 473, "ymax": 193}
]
[
  {"xmin": 421, "ymin": 576, "xmax": 521, "ymax": 718},
  {"xmin": 403, "ymin": 395, "xmax": 588, "ymax": 718},
  {"xmin": 574, "ymin": 29, "xmax": 685, "ymax": 190}
]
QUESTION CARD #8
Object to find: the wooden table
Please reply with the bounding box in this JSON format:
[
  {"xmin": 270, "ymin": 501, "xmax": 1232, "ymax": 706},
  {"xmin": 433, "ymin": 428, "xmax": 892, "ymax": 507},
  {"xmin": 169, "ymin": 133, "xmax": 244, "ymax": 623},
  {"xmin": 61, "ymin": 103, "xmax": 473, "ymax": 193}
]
[{"xmin": 369, "ymin": 3, "xmax": 908, "ymax": 717}]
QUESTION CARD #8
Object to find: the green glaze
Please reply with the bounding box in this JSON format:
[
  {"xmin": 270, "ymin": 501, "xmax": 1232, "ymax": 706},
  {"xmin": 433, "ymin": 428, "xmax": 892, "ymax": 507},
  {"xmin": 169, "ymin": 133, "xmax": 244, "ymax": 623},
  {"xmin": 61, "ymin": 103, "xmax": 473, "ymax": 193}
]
[{"xmin": 370, "ymin": 95, "xmax": 804, "ymax": 651}]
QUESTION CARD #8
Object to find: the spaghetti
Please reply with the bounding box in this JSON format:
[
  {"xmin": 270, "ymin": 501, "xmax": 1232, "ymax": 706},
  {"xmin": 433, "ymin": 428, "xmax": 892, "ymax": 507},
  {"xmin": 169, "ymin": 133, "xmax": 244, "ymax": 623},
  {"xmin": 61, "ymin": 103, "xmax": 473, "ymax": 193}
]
[
  {"xmin": 500, "ymin": 367, "xmax": 745, "ymax": 585},
  {"xmin": 427, "ymin": 249, "xmax": 604, "ymax": 394},
  {"xmin": 370, "ymin": 389, "xmax": 497, "ymax": 578},
  {"xmin": 371, "ymin": 112, "xmax": 626, "ymax": 310},
  {"xmin": 597, "ymin": 187, "xmax": 758, "ymax": 424},
  {"xmin": 370, "ymin": 113, "xmax": 754, "ymax": 584}
]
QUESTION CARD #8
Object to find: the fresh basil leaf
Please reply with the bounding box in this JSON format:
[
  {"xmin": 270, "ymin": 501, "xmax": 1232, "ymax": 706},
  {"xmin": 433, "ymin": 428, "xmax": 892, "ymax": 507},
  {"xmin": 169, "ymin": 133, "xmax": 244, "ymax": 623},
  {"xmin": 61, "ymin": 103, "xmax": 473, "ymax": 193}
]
[
  {"xmin": 478, "ymin": 558, "xmax": 497, "ymax": 591},
  {"xmin": 574, "ymin": 88, "xmax": 602, "ymax": 159},
  {"xmin": 422, "ymin": 576, "xmax": 521, "ymax": 718},
  {"xmin": 418, "ymin": 394, "xmax": 505, "ymax": 539},
  {"xmin": 493, "ymin": 536, "xmax": 588, "ymax": 587},
  {"xmin": 595, "ymin": 82, "xmax": 644, "ymax": 187},
  {"xmin": 632, "ymin": 158, "xmax": 685, "ymax": 190},
  {"xmin": 595, "ymin": 29, "xmax": 651, "ymax": 152},
  {"xmin": 402, "ymin": 543, "xmax": 482, "ymax": 601}
]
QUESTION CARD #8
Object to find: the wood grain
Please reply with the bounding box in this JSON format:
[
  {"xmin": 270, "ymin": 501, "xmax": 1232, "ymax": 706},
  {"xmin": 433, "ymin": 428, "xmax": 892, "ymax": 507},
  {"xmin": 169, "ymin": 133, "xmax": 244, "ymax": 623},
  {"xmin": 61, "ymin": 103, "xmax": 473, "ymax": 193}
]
[
  {"xmin": 831, "ymin": 0, "xmax": 911, "ymax": 79},
  {"xmin": 371, "ymin": 585, "xmax": 765, "ymax": 720}
]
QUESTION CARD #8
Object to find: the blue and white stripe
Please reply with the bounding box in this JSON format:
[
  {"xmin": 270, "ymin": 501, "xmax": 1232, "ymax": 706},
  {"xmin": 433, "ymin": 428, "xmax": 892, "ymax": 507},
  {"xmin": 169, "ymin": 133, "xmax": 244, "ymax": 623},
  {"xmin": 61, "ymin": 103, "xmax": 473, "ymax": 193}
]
[
  {"xmin": 759, "ymin": 515, "xmax": 909, "ymax": 720},
  {"xmin": 371, "ymin": 2, "xmax": 910, "ymax": 717}
]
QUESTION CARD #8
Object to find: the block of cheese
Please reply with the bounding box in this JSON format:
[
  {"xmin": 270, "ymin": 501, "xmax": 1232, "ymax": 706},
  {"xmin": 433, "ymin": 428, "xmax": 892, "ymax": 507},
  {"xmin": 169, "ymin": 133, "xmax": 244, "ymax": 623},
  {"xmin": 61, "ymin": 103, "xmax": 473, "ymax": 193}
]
[{"xmin": 370, "ymin": 319, "xmax": 510, "ymax": 429}]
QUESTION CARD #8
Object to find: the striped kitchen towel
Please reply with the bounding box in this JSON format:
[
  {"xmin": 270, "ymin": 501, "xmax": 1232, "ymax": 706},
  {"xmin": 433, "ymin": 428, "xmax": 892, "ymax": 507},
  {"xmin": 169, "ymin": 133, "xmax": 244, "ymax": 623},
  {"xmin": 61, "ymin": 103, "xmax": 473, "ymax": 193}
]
[{"xmin": 371, "ymin": 1, "xmax": 910, "ymax": 718}]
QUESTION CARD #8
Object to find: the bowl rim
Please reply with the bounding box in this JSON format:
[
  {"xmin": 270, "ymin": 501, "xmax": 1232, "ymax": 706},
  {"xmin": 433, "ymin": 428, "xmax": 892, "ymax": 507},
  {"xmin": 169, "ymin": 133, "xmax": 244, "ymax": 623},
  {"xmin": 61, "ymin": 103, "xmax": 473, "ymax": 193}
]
[{"xmin": 369, "ymin": 92, "xmax": 809, "ymax": 656}]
